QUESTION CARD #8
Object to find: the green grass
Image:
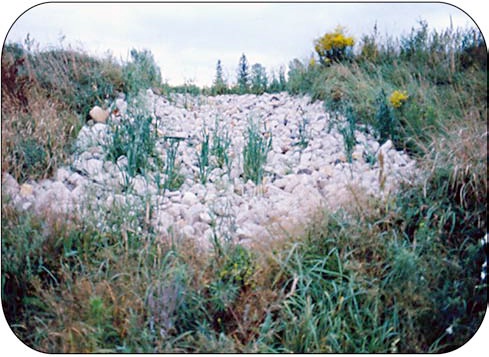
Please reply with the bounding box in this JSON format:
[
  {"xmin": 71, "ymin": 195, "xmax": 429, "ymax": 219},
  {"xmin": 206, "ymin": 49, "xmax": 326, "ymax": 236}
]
[
  {"xmin": 197, "ymin": 126, "xmax": 211, "ymax": 184},
  {"xmin": 242, "ymin": 119, "xmax": 272, "ymax": 184},
  {"xmin": 104, "ymin": 105, "xmax": 160, "ymax": 178}
]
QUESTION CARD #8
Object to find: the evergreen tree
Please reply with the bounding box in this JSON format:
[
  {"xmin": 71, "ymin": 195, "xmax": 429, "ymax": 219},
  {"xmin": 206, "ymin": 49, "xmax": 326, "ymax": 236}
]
[
  {"xmin": 213, "ymin": 59, "xmax": 227, "ymax": 95},
  {"xmin": 250, "ymin": 63, "xmax": 268, "ymax": 94},
  {"xmin": 237, "ymin": 53, "xmax": 250, "ymax": 94}
]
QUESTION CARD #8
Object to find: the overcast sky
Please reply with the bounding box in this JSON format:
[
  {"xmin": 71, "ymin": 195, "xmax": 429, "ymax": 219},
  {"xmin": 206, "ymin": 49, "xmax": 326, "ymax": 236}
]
[{"xmin": 2, "ymin": 1, "xmax": 486, "ymax": 87}]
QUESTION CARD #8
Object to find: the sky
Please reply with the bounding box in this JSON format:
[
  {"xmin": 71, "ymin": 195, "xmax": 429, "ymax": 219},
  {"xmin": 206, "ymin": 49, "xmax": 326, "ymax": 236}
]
[{"xmin": 1, "ymin": 1, "xmax": 486, "ymax": 88}]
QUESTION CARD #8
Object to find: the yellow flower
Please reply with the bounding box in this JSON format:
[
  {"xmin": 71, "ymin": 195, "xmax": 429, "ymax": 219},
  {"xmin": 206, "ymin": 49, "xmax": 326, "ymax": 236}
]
[
  {"xmin": 308, "ymin": 56, "xmax": 316, "ymax": 67},
  {"xmin": 389, "ymin": 90, "xmax": 409, "ymax": 109}
]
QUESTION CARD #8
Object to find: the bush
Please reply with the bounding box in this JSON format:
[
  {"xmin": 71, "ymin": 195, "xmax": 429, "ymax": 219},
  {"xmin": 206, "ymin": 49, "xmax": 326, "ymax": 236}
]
[{"xmin": 314, "ymin": 26, "xmax": 355, "ymax": 65}]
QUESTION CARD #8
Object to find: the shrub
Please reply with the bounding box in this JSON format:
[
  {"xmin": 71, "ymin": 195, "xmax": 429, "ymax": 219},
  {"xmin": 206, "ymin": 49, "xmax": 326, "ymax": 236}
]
[{"xmin": 314, "ymin": 26, "xmax": 355, "ymax": 65}]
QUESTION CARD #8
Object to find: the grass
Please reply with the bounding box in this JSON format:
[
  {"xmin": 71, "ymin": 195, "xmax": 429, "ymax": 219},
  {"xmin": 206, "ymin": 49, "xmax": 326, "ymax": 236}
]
[
  {"xmin": 2, "ymin": 21, "xmax": 487, "ymax": 353},
  {"xmin": 104, "ymin": 104, "xmax": 160, "ymax": 178},
  {"xmin": 211, "ymin": 116, "xmax": 232, "ymax": 172},
  {"xmin": 242, "ymin": 119, "xmax": 272, "ymax": 184},
  {"xmin": 196, "ymin": 126, "xmax": 211, "ymax": 184}
]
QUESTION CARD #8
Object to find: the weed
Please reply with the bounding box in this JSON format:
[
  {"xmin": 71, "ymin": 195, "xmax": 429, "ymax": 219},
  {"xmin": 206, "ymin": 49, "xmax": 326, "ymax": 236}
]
[
  {"xmin": 293, "ymin": 115, "xmax": 310, "ymax": 149},
  {"xmin": 242, "ymin": 119, "xmax": 272, "ymax": 184},
  {"xmin": 211, "ymin": 117, "xmax": 232, "ymax": 172},
  {"xmin": 163, "ymin": 137, "xmax": 185, "ymax": 192},
  {"xmin": 104, "ymin": 106, "xmax": 159, "ymax": 177},
  {"xmin": 338, "ymin": 105, "xmax": 356, "ymax": 163},
  {"xmin": 196, "ymin": 126, "xmax": 211, "ymax": 184}
]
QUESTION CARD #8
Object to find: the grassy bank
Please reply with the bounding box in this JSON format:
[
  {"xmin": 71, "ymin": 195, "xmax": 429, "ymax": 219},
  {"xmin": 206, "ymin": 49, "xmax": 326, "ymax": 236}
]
[{"xmin": 1, "ymin": 22, "xmax": 487, "ymax": 353}]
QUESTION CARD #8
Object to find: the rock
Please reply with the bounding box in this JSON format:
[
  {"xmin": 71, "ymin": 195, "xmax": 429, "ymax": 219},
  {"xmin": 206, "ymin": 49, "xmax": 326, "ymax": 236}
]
[
  {"xmin": 34, "ymin": 181, "xmax": 74, "ymax": 214},
  {"xmin": 181, "ymin": 225, "xmax": 196, "ymax": 239},
  {"xmin": 297, "ymin": 168, "xmax": 312, "ymax": 175},
  {"xmin": 89, "ymin": 106, "xmax": 110, "ymax": 123},
  {"xmin": 115, "ymin": 98, "xmax": 127, "ymax": 115},
  {"xmin": 19, "ymin": 183, "xmax": 34, "ymax": 197},
  {"xmin": 153, "ymin": 211, "xmax": 175, "ymax": 234},
  {"xmin": 2, "ymin": 173, "xmax": 19, "ymax": 198},
  {"xmin": 182, "ymin": 191, "xmax": 198, "ymax": 206},
  {"xmin": 199, "ymin": 211, "xmax": 213, "ymax": 224},
  {"xmin": 183, "ymin": 203, "xmax": 206, "ymax": 224},
  {"xmin": 7, "ymin": 92, "xmax": 417, "ymax": 249}
]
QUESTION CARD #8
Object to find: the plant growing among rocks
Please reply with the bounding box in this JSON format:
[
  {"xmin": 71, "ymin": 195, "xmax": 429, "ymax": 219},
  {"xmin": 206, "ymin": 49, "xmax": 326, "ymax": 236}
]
[
  {"xmin": 211, "ymin": 117, "xmax": 232, "ymax": 173},
  {"xmin": 104, "ymin": 107, "xmax": 160, "ymax": 177},
  {"xmin": 338, "ymin": 105, "xmax": 356, "ymax": 164},
  {"xmin": 242, "ymin": 119, "xmax": 272, "ymax": 184},
  {"xmin": 163, "ymin": 137, "xmax": 185, "ymax": 192},
  {"xmin": 197, "ymin": 126, "xmax": 211, "ymax": 184}
]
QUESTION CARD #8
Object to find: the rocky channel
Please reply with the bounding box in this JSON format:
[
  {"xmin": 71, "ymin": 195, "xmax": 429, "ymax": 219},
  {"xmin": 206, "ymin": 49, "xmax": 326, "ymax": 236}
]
[{"xmin": 2, "ymin": 90, "xmax": 418, "ymax": 247}]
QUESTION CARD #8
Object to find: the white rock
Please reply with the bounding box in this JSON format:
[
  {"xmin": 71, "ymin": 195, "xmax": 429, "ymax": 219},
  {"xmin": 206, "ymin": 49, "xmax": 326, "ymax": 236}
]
[
  {"xmin": 2, "ymin": 173, "xmax": 19, "ymax": 198},
  {"xmin": 154, "ymin": 211, "xmax": 175, "ymax": 233},
  {"xmin": 19, "ymin": 183, "xmax": 34, "ymax": 197},
  {"xmin": 182, "ymin": 191, "xmax": 198, "ymax": 206},
  {"xmin": 89, "ymin": 106, "xmax": 110, "ymax": 123}
]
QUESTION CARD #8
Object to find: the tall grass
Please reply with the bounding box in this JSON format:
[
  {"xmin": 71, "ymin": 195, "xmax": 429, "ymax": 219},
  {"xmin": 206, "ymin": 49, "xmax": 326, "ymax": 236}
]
[{"xmin": 242, "ymin": 119, "xmax": 272, "ymax": 184}]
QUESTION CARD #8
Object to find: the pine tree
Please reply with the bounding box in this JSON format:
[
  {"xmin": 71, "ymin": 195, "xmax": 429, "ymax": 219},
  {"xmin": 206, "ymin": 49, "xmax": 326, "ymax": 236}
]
[
  {"xmin": 213, "ymin": 59, "xmax": 227, "ymax": 95},
  {"xmin": 237, "ymin": 53, "xmax": 250, "ymax": 94}
]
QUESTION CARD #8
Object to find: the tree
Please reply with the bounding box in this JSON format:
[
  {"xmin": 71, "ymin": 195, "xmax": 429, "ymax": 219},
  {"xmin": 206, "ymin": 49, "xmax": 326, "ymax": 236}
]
[
  {"xmin": 314, "ymin": 26, "xmax": 354, "ymax": 65},
  {"xmin": 213, "ymin": 59, "xmax": 227, "ymax": 95},
  {"xmin": 237, "ymin": 53, "xmax": 250, "ymax": 94},
  {"xmin": 278, "ymin": 66, "xmax": 287, "ymax": 91},
  {"xmin": 250, "ymin": 63, "xmax": 268, "ymax": 94},
  {"xmin": 268, "ymin": 70, "xmax": 280, "ymax": 93},
  {"xmin": 123, "ymin": 48, "xmax": 162, "ymax": 95}
]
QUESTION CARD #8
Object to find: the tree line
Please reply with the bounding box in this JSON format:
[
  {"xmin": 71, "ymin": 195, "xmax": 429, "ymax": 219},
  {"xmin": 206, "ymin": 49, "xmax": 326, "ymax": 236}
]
[{"xmin": 210, "ymin": 54, "xmax": 287, "ymax": 95}]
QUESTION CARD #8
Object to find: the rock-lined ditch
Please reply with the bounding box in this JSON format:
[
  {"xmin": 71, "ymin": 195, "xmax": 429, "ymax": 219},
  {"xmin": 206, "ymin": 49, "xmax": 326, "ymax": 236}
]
[{"xmin": 2, "ymin": 91, "xmax": 417, "ymax": 247}]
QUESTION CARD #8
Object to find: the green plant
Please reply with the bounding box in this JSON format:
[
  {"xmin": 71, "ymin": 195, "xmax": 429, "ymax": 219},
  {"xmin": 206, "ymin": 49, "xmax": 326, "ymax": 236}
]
[
  {"xmin": 338, "ymin": 105, "xmax": 356, "ymax": 163},
  {"xmin": 236, "ymin": 54, "xmax": 250, "ymax": 94},
  {"xmin": 122, "ymin": 48, "xmax": 162, "ymax": 98},
  {"xmin": 164, "ymin": 137, "xmax": 185, "ymax": 192},
  {"xmin": 242, "ymin": 119, "xmax": 272, "ymax": 184},
  {"xmin": 374, "ymin": 89, "xmax": 398, "ymax": 145},
  {"xmin": 197, "ymin": 126, "xmax": 211, "ymax": 184},
  {"xmin": 211, "ymin": 118, "xmax": 232, "ymax": 172},
  {"xmin": 314, "ymin": 26, "xmax": 355, "ymax": 65},
  {"xmin": 293, "ymin": 116, "xmax": 310, "ymax": 149},
  {"xmin": 105, "ymin": 106, "xmax": 159, "ymax": 177}
]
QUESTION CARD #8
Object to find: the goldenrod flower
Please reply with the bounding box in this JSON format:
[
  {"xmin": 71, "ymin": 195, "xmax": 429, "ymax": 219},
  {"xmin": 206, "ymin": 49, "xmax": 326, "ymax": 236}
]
[{"xmin": 389, "ymin": 90, "xmax": 409, "ymax": 109}]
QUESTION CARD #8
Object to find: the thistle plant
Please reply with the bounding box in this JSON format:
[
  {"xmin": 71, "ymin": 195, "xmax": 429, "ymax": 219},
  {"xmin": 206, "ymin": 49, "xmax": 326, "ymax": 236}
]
[{"xmin": 242, "ymin": 119, "xmax": 272, "ymax": 184}]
